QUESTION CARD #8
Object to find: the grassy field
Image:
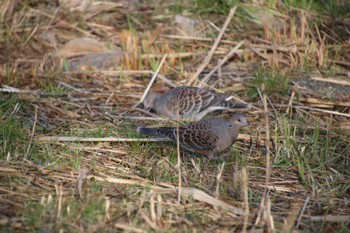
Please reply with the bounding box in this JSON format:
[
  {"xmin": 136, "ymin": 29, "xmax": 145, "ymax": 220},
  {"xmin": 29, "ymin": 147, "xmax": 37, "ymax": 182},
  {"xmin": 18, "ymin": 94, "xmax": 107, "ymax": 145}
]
[{"xmin": 1, "ymin": 0, "xmax": 350, "ymax": 232}]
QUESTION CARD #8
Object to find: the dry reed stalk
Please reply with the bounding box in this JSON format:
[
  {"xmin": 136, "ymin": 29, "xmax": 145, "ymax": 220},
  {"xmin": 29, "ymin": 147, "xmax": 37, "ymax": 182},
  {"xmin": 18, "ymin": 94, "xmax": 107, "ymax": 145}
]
[
  {"xmin": 262, "ymin": 84, "xmax": 274, "ymax": 231},
  {"xmin": 36, "ymin": 136, "xmax": 172, "ymax": 142},
  {"xmin": 120, "ymin": 116, "xmax": 175, "ymax": 122},
  {"xmin": 310, "ymin": 76, "xmax": 350, "ymax": 86},
  {"xmin": 198, "ymin": 40, "xmax": 246, "ymax": 86},
  {"xmin": 214, "ymin": 163, "xmax": 225, "ymax": 199},
  {"xmin": 251, "ymin": 84, "xmax": 274, "ymax": 231},
  {"xmin": 114, "ymin": 223, "xmax": 145, "ymax": 233},
  {"xmin": 150, "ymin": 191, "xmax": 156, "ymax": 221},
  {"xmin": 176, "ymin": 110, "xmax": 182, "ymax": 204},
  {"xmin": 251, "ymin": 189, "xmax": 269, "ymax": 230},
  {"xmin": 104, "ymin": 197, "xmax": 111, "ymax": 221},
  {"xmin": 298, "ymin": 97, "xmax": 350, "ymax": 108},
  {"xmin": 64, "ymin": 70, "xmax": 153, "ymax": 76},
  {"xmin": 76, "ymin": 168, "xmax": 90, "ymax": 199},
  {"xmin": 295, "ymin": 193, "xmax": 311, "ymax": 228},
  {"xmin": 119, "ymin": 54, "xmax": 168, "ymax": 116},
  {"xmin": 140, "ymin": 210, "xmax": 161, "ymax": 231},
  {"xmin": 187, "ymin": 7, "xmax": 237, "ymax": 85},
  {"xmin": 294, "ymin": 106, "xmax": 350, "ymax": 118},
  {"xmin": 309, "ymin": 215, "xmax": 350, "ymax": 222},
  {"xmin": 0, "ymin": 85, "xmax": 38, "ymax": 94},
  {"xmin": 156, "ymin": 194, "xmax": 162, "ymax": 221},
  {"xmin": 242, "ymin": 167, "xmax": 249, "ymax": 233},
  {"xmin": 139, "ymin": 54, "xmax": 168, "ymax": 104},
  {"xmin": 133, "ymin": 107, "xmax": 160, "ymax": 118},
  {"xmin": 36, "ymin": 134, "xmax": 262, "ymax": 145},
  {"xmin": 265, "ymin": 196, "xmax": 275, "ymax": 230},
  {"xmin": 286, "ymin": 90, "xmax": 296, "ymax": 114}
]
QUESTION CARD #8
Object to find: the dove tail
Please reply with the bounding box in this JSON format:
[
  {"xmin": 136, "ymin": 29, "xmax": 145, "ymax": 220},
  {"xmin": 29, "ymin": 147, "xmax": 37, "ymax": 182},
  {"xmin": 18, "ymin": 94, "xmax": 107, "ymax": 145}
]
[
  {"xmin": 136, "ymin": 127, "xmax": 160, "ymax": 136},
  {"xmin": 220, "ymin": 100, "xmax": 250, "ymax": 109}
]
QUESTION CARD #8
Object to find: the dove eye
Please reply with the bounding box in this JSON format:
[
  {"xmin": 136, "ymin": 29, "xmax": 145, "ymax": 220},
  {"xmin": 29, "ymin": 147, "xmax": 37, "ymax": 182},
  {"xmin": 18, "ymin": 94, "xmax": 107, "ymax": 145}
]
[{"xmin": 228, "ymin": 124, "xmax": 233, "ymax": 128}]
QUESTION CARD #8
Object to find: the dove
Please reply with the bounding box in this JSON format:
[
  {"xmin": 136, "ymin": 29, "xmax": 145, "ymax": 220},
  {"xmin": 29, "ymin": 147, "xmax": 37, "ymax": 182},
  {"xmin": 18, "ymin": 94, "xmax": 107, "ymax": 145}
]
[
  {"xmin": 143, "ymin": 86, "xmax": 249, "ymax": 121},
  {"xmin": 136, "ymin": 113, "xmax": 248, "ymax": 159}
]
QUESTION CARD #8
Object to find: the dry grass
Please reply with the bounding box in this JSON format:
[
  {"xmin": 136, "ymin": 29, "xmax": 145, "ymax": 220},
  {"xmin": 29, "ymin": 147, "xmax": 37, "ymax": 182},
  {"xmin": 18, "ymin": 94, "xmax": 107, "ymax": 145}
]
[{"xmin": 1, "ymin": 0, "xmax": 350, "ymax": 232}]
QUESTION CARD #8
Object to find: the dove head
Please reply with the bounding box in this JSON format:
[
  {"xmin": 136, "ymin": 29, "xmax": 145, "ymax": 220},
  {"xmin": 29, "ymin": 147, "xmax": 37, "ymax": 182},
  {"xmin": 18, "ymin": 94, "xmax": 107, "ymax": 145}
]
[
  {"xmin": 143, "ymin": 91, "xmax": 160, "ymax": 110},
  {"xmin": 229, "ymin": 113, "xmax": 249, "ymax": 128}
]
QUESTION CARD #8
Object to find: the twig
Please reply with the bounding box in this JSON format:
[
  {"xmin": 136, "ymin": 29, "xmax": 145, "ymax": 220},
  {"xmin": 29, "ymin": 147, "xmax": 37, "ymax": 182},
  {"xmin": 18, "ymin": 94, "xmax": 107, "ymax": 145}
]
[
  {"xmin": 295, "ymin": 193, "xmax": 311, "ymax": 228},
  {"xmin": 114, "ymin": 223, "xmax": 145, "ymax": 233},
  {"xmin": 242, "ymin": 167, "xmax": 249, "ymax": 233},
  {"xmin": 140, "ymin": 54, "xmax": 168, "ymax": 104},
  {"xmin": 286, "ymin": 90, "xmax": 296, "ymax": 114},
  {"xmin": 140, "ymin": 210, "xmax": 161, "ymax": 231},
  {"xmin": 156, "ymin": 74, "xmax": 177, "ymax": 88},
  {"xmin": 251, "ymin": 189, "xmax": 269, "ymax": 230},
  {"xmin": 36, "ymin": 136, "xmax": 172, "ymax": 142},
  {"xmin": 76, "ymin": 168, "xmax": 90, "ymax": 199},
  {"xmin": 187, "ymin": 7, "xmax": 237, "ymax": 85},
  {"xmin": 176, "ymin": 110, "xmax": 182, "ymax": 204},
  {"xmin": 262, "ymin": 84, "xmax": 273, "ymax": 231},
  {"xmin": 214, "ymin": 162, "xmax": 225, "ymax": 199},
  {"xmin": 63, "ymin": 70, "xmax": 154, "ymax": 76},
  {"xmin": 24, "ymin": 105, "xmax": 38, "ymax": 159},
  {"xmin": 294, "ymin": 106, "xmax": 350, "ymax": 118},
  {"xmin": 298, "ymin": 97, "xmax": 350, "ymax": 108},
  {"xmin": 0, "ymin": 85, "xmax": 39, "ymax": 94},
  {"xmin": 58, "ymin": 81, "xmax": 83, "ymax": 92},
  {"xmin": 120, "ymin": 116, "xmax": 175, "ymax": 122},
  {"xmin": 36, "ymin": 134, "xmax": 262, "ymax": 144},
  {"xmin": 309, "ymin": 215, "xmax": 350, "ymax": 222},
  {"xmin": 311, "ymin": 76, "xmax": 350, "ymax": 86},
  {"xmin": 119, "ymin": 55, "xmax": 168, "ymax": 116},
  {"xmin": 56, "ymin": 185, "xmax": 63, "ymax": 220},
  {"xmin": 198, "ymin": 40, "xmax": 245, "ymax": 86},
  {"xmin": 266, "ymin": 195, "xmax": 275, "ymax": 230},
  {"xmin": 251, "ymin": 85, "xmax": 274, "ymax": 232},
  {"xmin": 132, "ymin": 108, "xmax": 160, "ymax": 118},
  {"xmin": 22, "ymin": 24, "xmax": 38, "ymax": 46}
]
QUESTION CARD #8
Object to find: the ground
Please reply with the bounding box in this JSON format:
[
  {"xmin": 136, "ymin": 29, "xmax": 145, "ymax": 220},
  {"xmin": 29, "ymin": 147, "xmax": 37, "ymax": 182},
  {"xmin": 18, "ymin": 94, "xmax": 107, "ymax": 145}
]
[{"xmin": 0, "ymin": 0, "xmax": 350, "ymax": 232}]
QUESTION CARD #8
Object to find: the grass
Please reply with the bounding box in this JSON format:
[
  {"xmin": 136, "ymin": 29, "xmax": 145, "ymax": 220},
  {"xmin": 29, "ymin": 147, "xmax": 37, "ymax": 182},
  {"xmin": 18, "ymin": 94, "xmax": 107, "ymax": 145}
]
[
  {"xmin": 23, "ymin": 182, "xmax": 111, "ymax": 232},
  {"xmin": 167, "ymin": 0, "xmax": 349, "ymax": 20},
  {"xmin": 283, "ymin": 0, "xmax": 349, "ymax": 16},
  {"xmin": 0, "ymin": 95, "xmax": 31, "ymax": 160},
  {"xmin": 248, "ymin": 68, "xmax": 290, "ymax": 98},
  {"xmin": 271, "ymin": 114, "xmax": 350, "ymax": 194}
]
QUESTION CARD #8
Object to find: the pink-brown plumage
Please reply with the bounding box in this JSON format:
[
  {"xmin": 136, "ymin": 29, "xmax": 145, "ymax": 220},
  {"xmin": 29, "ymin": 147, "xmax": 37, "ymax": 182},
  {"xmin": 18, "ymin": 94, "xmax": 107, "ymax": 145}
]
[
  {"xmin": 137, "ymin": 113, "xmax": 248, "ymax": 158},
  {"xmin": 143, "ymin": 86, "xmax": 249, "ymax": 121}
]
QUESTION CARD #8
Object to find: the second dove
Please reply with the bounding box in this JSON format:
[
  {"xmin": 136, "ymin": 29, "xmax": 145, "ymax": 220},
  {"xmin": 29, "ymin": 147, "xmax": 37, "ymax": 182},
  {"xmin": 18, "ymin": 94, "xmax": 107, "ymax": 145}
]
[
  {"xmin": 143, "ymin": 86, "xmax": 249, "ymax": 121},
  {"xmin": 137, "ymin": 113, "xmax": 248, "ymax": 159}
]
